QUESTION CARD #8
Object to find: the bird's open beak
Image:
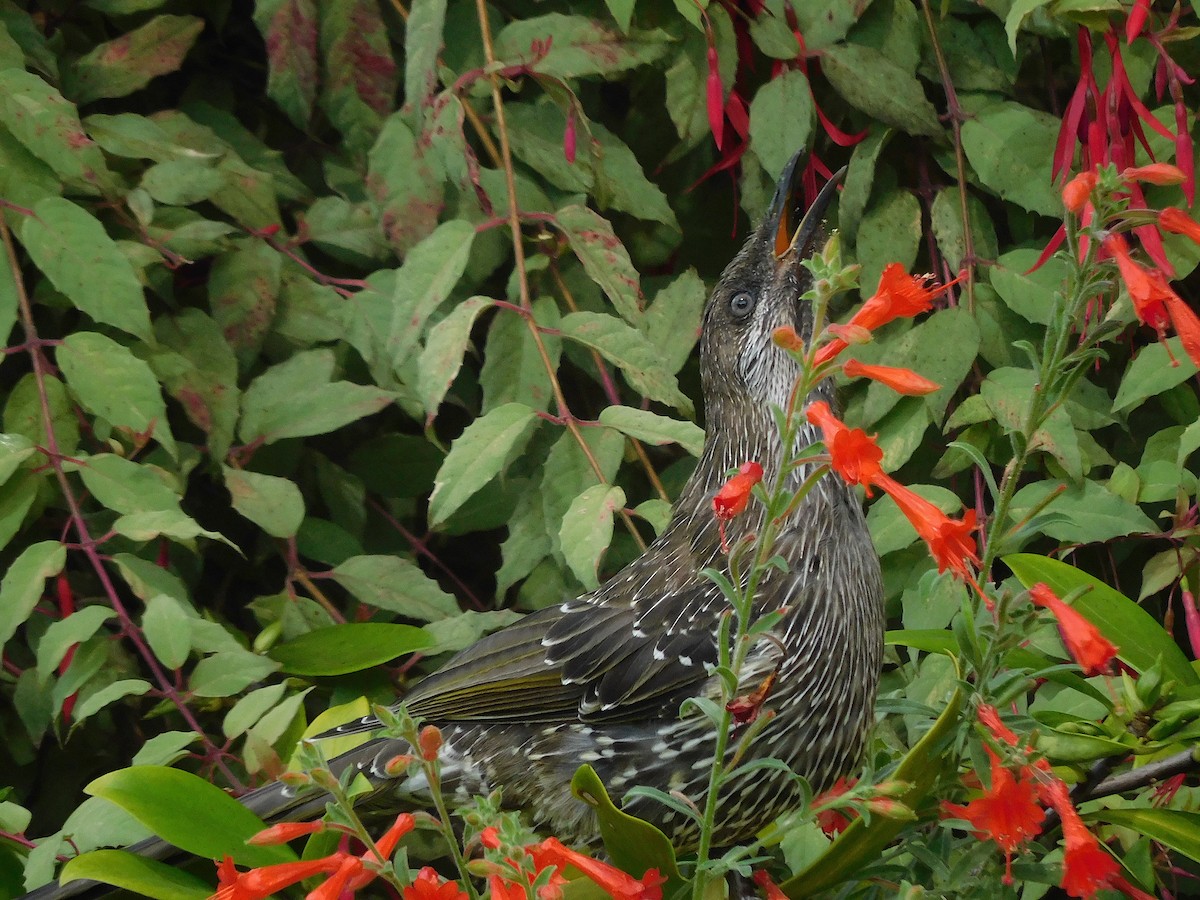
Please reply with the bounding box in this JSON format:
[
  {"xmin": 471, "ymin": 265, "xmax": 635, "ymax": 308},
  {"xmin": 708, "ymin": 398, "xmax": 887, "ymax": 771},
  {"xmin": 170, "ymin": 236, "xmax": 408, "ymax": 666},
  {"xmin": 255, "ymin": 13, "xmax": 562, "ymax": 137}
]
[{"xmin": 767, "ymin": 152, "xmax": 847, "ymax": 265}]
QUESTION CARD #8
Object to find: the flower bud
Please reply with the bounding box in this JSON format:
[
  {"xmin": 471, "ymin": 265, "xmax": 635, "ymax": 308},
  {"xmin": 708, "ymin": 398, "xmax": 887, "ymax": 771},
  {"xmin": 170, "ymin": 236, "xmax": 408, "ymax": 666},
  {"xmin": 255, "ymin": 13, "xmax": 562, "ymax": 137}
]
[{"xmin": 418, "ymin": 725, "xmax": 443, "ymax": 761}]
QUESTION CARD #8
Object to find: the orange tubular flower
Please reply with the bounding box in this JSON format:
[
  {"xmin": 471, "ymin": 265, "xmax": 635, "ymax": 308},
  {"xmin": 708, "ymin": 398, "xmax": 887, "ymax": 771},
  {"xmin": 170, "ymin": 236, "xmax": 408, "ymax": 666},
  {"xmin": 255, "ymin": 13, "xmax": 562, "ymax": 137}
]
[
  {"xmin": 1159, "ymin": 207, "xmax": 1200, "ymax": 245},
  {"xmin": 402, "ymin": 867, "xmax": 469, "ymax": 900},
  {"xmin": 976, "ymin": 703, "xmax": 1020, "ymax": 747},
  {"xmin": 712, "ymin": 461, "xmax": 764, "ymax": 520},
  {"xmin": 532, "ymin": 838, "xmax": 665, "ymax": 900},
  {"xmin": 941, "ymin": 748, "xmax": 1043, "ymax": 885},
  {"xmin": 1106, "ymin": 234, "xmax": 1170, "ymax": 328},
  {"xmin": 307, "ymin": 856, "xmax": 364, "ymax": 900},
  {"xmin": 806, "ymin": 401, "xmax": 884, "ymax": 494},
  {"xmin": 1029, "ymin": 583, "xmax": 1118, "ymax": 676},
  {"xmin": 1062, "ymin": 171, "xmax": 1098, "ymax": 212},
  {"xmin": 1121, "ymin": 162, "xmax": 1187, "ymax": 185},
  {"xmin": 871, "ymin": 473, "xmax": 980, "ymax": 579},
  {"xmin": 247, "ymin": 821, "xmax": 326, "ymax": 845},
  {"xmin": 488, "ymin": 874, "xmax": 526, "ymax": 900},
  {"xmin": 211, "ymin": 855, "xmax": 348, "ymax": 900},
  {"xmin": 814, "ymin": 264, "xmax": 959, "ymax": 365},
  {"xmin": 842, "ymin": 359, "xmax": 940, "ymax": 395}
]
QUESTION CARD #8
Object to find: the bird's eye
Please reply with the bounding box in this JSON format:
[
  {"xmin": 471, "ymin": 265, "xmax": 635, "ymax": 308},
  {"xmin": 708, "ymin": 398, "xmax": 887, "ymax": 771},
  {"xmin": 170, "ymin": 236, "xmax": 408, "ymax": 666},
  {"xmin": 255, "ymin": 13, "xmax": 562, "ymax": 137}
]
[{"xmin": 729, "ymin": 291, "xmax": 755, "ymax": 318}]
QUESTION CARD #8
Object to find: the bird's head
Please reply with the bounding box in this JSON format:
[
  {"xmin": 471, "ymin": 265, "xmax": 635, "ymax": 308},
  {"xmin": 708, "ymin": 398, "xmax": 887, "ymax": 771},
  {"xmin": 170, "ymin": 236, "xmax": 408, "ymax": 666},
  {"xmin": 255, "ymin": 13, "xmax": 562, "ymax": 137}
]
[{"xmin": 698, "ymin": 153, "xmax": 844, "ymax": 424}]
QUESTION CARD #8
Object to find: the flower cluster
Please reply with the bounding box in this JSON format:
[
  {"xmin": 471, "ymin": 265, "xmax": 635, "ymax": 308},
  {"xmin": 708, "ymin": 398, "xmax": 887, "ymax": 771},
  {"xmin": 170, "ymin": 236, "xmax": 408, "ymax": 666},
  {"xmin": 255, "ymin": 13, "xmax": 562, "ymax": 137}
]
[{"xmin": 942, "ymin": 704, "xmax": 1153, "ymax": 899}]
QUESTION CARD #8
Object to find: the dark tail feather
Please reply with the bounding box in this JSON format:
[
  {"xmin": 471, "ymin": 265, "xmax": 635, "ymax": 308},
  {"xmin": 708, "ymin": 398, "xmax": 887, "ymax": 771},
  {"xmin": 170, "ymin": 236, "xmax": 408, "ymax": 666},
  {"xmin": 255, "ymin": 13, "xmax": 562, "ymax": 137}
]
[{"xmin": 21, "ymin": 738, "xmax": 402, "ymax": 900}]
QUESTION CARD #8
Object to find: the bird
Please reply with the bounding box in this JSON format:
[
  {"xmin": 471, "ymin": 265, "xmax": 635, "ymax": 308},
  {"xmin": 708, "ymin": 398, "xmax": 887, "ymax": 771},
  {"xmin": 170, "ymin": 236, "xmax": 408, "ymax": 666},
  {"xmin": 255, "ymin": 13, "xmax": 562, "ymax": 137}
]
[{"xmin": 31, "ymin": 151, "xmax": 883, "ymax": 895}]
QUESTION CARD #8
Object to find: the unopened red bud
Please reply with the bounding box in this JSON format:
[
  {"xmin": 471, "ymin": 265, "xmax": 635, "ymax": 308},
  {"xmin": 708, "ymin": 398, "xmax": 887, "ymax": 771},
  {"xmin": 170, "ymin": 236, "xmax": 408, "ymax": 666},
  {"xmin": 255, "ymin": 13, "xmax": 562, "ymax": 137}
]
[
  {"xmin": 772, "ymin": 325, "xmax": 804, "ymax": 351},
  {"xmin": 278, "ymin": 771, "xmax": 312, "ymax": 788},
  {"xmin": 865, "ymin": 798, "xmax": 916, "ymax": 820},
  {"xmin": 479, "ymin": 826, "xmax": 501, "ymax": 849},
  {"xmin": 418, "ymin": 725, "xmax": 443, "ymax": 761},
  {"xmin": 383, "ymin": 754, "xmax": 415, "ymax": 777},
  {"xmin": 872, "ymin": 780, "xmax": 913, "ymax": 798},
  {"xmin": 247, "ymin": 820, "xmax": 325, "ymax": 845}
]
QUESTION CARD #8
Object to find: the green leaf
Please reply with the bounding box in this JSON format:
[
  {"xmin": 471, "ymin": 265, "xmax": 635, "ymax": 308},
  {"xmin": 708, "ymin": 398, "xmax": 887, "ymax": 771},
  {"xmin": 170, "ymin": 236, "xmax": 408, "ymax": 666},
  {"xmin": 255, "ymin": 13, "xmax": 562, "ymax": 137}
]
[
  {"xmin": 785, "ymin": 669, "xmax": 962, "ymax": 895},
  {"xmin": 1113, "ymin": 338, "xmax": 1199, "ymax": 412},
  {"xmin": 223, "ymin": 467, "xmax": 305, "ymax": 539},
  {"xmin": 402, "ymin": 0, "xmax": 448, "ymax": 114},
  {"xmin": 1096, "ymin": 809, "xmax": 1200, "ymax": 864},
  {"xmin": 58, "ymin": 332, "xmax": 175, "ymax": 457},
  {"xmin": 840, "ymin": 128, "xmax": 891, "ymax": 245},
  {"xmin": 21, "ymin": 198, "xmax": 152, "ymax": 342},
  {"xmin": 142, "ymin": 595, "xmax": 192, "ymax": 670},
  {"xmin": 541, "ymin": 427, "xmax": 626, "ymax": 565},
  {"xmin": 556, "ymin": 205, "xmax": 644, "ymax": 325},
  {"xmin": 140, "ymin": 157, "xmax": 225, "ymax": 206},
  {"xmin": 267, "ymin": 622, "xmax": 431, "ymax": 675},
  {"xmin": 598, "ymin": 406, "xmax": 704, "ymax": 456},
  {"xmin": 980, "ymin": 368, "xmax": 1081, "ymax": 479},
  {"xmin": 239, "ymin": 349, "xmax": 394, "ymax": 444},
  {"xmin": 63, "ymin": 15, "xmax": 204, "ymax": 105},
  {"xmin": 113, "ymin": 509, "xmax": 229, "ymax": 546},
  {"xmin": 428, "ymin": 403, "xmax": 538, "ymax": 528},
  {"xmin": 494, "ymin": 14, "xmax": 670, "ymax": 80},
  {"xmin": 208, "ymin": 240, "xmax": 281, "ymax": 365},
  {"xmin": 560, "ymin": 484, "xmax": 625, "ymax": 590},
  {"xmin": 1005, "ymin": 0, "xmax": 1053, "ymax": 57},
  {"xmin": 571, "ymin": 765, "xmax": 684, "ymax": 890},
  {"xmin": 929, "ymin": 186, "xmax": 998, "ymax": 272},
  {"xmin": 77, "ymin": 454, "xmax": 181, "ymax": 516},
  {"xmin": 386, "ymin": 219, "xmax": 476, "ymax": 369},
  {"xmin": 418, "ymin": 296, "xmax": 495, "ymax": 418},
  {"xmin": 821, "ymin": 43, "xmax": 941, "ymax": 137},
  {"xmin": 59, "ymin": 850, "xmax": 210, "ymax": 900},
  {"xmin": 0, "ymin": 541, "xmax": 66, "ymax": 647},
  {"xmin": 331, "ymin": 555, "xmax": 460, "ymax": 621},
  {"xmin": 1008, "ymin": 480, "xmax": 1155, "ymax": 544},
  {"xmin": 591, "ymin": 123, "xmax": 678, "ymax": 227},
  {"xmin": 960, "ymin": 100, "xmax": 1060, "ymax": 216},
  {"xmin": 749, "ymin": 69, "xmax": 815, "ymax": 181},
  {"xmin": 0, "ymin": 69, "xmax": 115, "ymax": 191},
  {"xmin": 988, "ymin": 248, "xmax": 1070, "ymax": 326},
  {"xmin": 86, "ymin": 766, "xmax": 294, "ymax": 867},
  {"xmin": 366, "ymin": 114, "xmax": 444, "ymax": 254},
  {"xmin": 1004, "ymin": 553, "xmax": 1198, "ymax": 686},
  {"xmin": 855, "ymin": 187, "xmax": 921, "ymax": 292},
  {"xmin": 189, "ymin": 650, "xmax": 280, "ymax": 698},
  {"xmin": 253, "ymin": 0, "xmax": 319, "ymax": 129},
  {"xmin": 560, "ymin": 312, "xmax": 692, "ymax": 414},
  {"xmin": 73, "ymin": 679, "xmax": 153, "ymax": 722},
  {"xmin": 480, "ymin": 298, "xmax": 561, "ymax": 414},
  {"xmin": 36, "ymin": 607, "xmax": 116, "ymax": 679},
  {"xmin": 644, "ymin": 269, "xmax": 706, "ymax": 376}
]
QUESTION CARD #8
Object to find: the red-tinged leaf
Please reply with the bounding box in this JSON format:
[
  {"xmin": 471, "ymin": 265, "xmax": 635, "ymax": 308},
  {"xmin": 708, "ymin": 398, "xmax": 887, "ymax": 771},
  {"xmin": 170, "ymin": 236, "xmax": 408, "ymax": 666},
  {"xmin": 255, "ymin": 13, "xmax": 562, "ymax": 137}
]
[
  {"xmin": 63, "ymin": 15, "xmax": 205, "ymax": 106},
  {"xmin": 318, "ymin": 1, "xmax": 399, "ymax": 156},
  {"xmin": 563, "ymin": 106, "xmax": 577, "ymax": 163},
  {"xmin": 253, "ymin": 0, "xmax": 318, "ymax": 129}
]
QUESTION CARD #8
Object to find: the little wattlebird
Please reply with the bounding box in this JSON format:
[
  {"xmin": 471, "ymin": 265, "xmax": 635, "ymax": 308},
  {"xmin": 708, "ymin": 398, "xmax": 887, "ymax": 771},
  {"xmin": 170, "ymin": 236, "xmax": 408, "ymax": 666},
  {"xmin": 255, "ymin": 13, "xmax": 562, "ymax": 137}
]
[{"xmin": 30, "ymin": 152, "xmax": 883, "ymax": 897}]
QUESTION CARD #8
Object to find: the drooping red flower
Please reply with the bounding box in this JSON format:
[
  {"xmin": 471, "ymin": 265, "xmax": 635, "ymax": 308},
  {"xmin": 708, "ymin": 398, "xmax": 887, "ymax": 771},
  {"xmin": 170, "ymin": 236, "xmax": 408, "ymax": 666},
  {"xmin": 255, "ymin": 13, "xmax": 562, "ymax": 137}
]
[
  {"xmin": 805, "ymin": 401, "xmax": 884, "ymax": 494},
  {"xmin": 1121, "ymin": 162, "xmax": 1186, "ymax": 185},
  {"xmin": 871, "ymin": 473, "xmax": 980, "ymax": 579},
  {"xmin": 1105, "ymin": 234, "xmax": 1170, "ymax": 329},
  {"xmin": 402, "ymin": 867, "xmax": 469, "ymax": 900},
  {"xmin": 531, "ymin": 838, "xmax": 665, "ymax": 899},
  {"xmin": 1029, "ymin": 583, "xmax": 1118, "ymax": 676},
  {"xmin": 1062, "ymin": 171, "xmax": 1098, "ymax": 212},
  {"xmin": 713, "ymin": 461, "xmax": 764, "ymax": 520},
  {"xmin": 1038, "ymin": 780, "xmax": 1156, "ymax": 900},
  {"xmin": 942, "ymin": 748, "xmax": 1044, "ymax": 884},
  {"xmin": 842, "ymin": 359, "xmax": 940, "ymax": 395},
  {"xmin": 815, "ymin": 264, "xmax": 960, "ymax": 365},
  {"xmin": 210, "ymin": 855, "xmax": 348, "ymax": 900},
  {"xmin": 1160, "ymin": 207, "xmax": 1200, "ymax": 245}
]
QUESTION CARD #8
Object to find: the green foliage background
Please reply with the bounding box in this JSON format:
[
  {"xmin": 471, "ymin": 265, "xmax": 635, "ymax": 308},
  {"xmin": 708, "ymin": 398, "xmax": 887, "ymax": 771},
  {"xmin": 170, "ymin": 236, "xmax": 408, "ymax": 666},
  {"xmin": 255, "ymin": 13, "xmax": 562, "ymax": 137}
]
[{"xmin": 0, "ymin": 0, "xmax": 1198, "ymax": 896}]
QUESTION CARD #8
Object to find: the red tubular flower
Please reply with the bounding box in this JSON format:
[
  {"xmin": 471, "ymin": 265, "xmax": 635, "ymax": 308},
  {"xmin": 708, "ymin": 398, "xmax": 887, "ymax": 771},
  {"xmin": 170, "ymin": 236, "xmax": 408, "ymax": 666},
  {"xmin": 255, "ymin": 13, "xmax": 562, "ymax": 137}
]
[
  {"xmin": 211, "ymin": 855, "xmax": 348, "ymax": 900},
  {"xmin": 1125, "ymin": 0, "xmax": 1150, "ymax": 43},
  {"xmin": 871, "ymin": 473, "xmax": 979, "ymax": 579},
  {"xmin": 1121, "ymin": 162, "xmax": 1186, "ymax": 185},
  {"xmin": 1159, "ymin": 207, "xmax": 1200, "ymax": 245},
  {"xmin": 842, "ymin": 359, "xmax": 940, "ymax": 395},
  {"xmin": 1029, "ymin": 583, "xmax": 1118, "ymax": 676},
  {"xmin": 479, "ymin": 826, "xmax": 501, "ymax": 850},
  {"xmin": 1183, "ymin": 590, "xmax": 1200, "ymax": 659},
  {"xmin": 712, "ymin": 461, "xmax": 764, "ymax": 520},
  {"xmin": 402, "ymin": 867, "xmax": 469, "ymax": 900},
  {"xmin": 805, "ymin": 401, "xmax": 884, "ymax": 494},
  {"xmin": 752, "ymin": 870, "xmax": 789, "ymax": 900},
  {"xmin": 488, "ymin": 874, "xmax": 526, "ymax": 900},
  {"xmin": 976, "ymin": 703, "xmax": 1020, "ymax": 747},
  {"xmin": 941, "ymin": 748, "xmax": 1043, "ymax": 884},
  {"xmin": 1062, "ymin": 171, "xmax": 1098, "ymax": 212},
  {"xmin": 532, "ymin": 838, "xmax": 664, "ymax": 899},
  {"xmin": 368, "ymin": 812, "xmax": 416, "ymax": 862},
  {"xmin": 815, "ymin": 264, "xmax": 961, "ymax": 365},
  {"xmin": 1103, "ymin": 235, "xmax": 1200, "ymax": 369},
  {"xmin": 247, "ymin": 821, "xmax": 326, "ymax": 845}
]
